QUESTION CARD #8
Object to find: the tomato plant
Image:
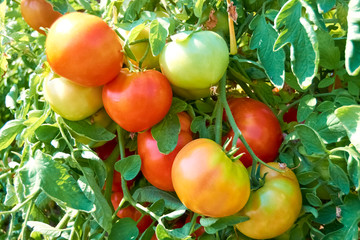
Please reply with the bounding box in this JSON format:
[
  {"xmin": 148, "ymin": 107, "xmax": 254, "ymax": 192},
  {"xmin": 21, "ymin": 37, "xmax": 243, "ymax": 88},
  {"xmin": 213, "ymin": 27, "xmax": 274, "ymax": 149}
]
[
  {"xmin": 45, "ymin": 12, "xmax": 123, "ymax": 87},
  {"xmin": 102, "ymin": 68, "xmax": 173, "ymax": 132},
  {"xmin": 236, "ymin": 162, "xmax": 302, "ymax": 239},
  {"xmin": 137, "ymin": 112, "xmax": 193, "ymax": 191},
  {"xmin": 159, "ymin": 31, "xmax": 229, "ymax": 99},
  {"xmin": 20, "ymin": 0, "xmax": 62, "ymax": 34},
  {"xmin": 43, "ymin": 76, "xmax": 103, "ymax": 121},
  {"xmin": 171, "ymin": 138, "xmax": 250, "ymax": 218},
  {"xmin": 223, "ymin": 97, "xmax": 283, "ymax": 167}
]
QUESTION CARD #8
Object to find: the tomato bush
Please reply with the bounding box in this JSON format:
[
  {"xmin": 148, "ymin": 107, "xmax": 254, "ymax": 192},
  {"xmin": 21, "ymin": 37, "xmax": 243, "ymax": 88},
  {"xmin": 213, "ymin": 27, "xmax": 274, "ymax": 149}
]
[
  {"xmin": 172, "ymin": 138, "xmax": 250, "ymax": 218},
  {"xmin": 102, "ymin": 68, "xmax": 173, "ymax": 132},
  {"xmin": 46, "ymin": 12, "xmax": 124, "ymax": 87},
  {"xmin": 21, "ymin": 0, "xmax": 62, "ymax": 34}
]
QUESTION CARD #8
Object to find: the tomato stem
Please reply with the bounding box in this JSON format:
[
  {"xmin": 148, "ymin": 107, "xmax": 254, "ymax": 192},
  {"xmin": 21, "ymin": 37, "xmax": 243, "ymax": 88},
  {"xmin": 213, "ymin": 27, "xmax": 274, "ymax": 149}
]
[
  {"xmin": 213, "ymin": 99, "xmax": 223, "ymax": 145},
  {"xmin": 227, "ymin": 0, "xmax": 237, "ymax": 55},
  {"xmin": 103, "ymin": 143, "xmax": 120, "ymax": 209},
  {"xmin": 188, "ymin": 212, "xmax": 199, "ymax": 236}
]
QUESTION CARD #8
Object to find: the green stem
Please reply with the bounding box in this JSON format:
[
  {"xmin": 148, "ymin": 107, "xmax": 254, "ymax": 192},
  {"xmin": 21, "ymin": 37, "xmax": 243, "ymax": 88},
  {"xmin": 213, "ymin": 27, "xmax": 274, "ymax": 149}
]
[
  {"xmin": 0, "ymin": 171, "xmax": 12, "ymax": 180},
  {"xmin": 213, "ymin": 99, "xmax": 223, "ymax": 145},
  {"xmin": 19, "ymin": 200, "xmax": 34, "ymax": 240},
  {"xmin": 139, "ymin": 43, "xmax": 150, "ymax": 69},
  {"xmin": 7, "ymin": 214, "xmax": 15, "ymax": 240},
  {"xmin": 103, "ymin": 144, "xmax": 120, "ymax": 208},
  {"xmin": 69, "ymin": 212, "xmax": 81, "ymax": 240},
  {"xmin": 55, "ymin": 211, "xmax": 71, "ymax": 229},
  {"xmin": 188, "ymin": 212, "xmax": 199, "ymax": 237},
  {"xmin": 112, "ymin": 197, "xmax": 126, "ymax": 221},
  {"xmin": 0, "ymin": 190, "xmax": 39, "ymax": 215}
]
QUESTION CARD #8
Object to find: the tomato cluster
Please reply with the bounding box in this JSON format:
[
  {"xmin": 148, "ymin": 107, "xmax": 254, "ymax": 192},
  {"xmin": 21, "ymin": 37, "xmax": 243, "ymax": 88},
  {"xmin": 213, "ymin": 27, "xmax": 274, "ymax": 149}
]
[{"xmin": 27, "ymin": 4, "xmax": 303, "ymax": 239}]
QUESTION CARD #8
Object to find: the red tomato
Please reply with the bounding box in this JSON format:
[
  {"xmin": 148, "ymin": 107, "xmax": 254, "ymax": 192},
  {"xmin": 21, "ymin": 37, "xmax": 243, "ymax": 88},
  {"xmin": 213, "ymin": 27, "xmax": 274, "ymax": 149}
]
[
  {"xmin": 236, "ymin": 162, "xmax": 302, "ymax": 239},
  {"xmin": 282, "ymin": 106, "xmax": 298, "ymax": 123},
  {"xmin": 223, "ymin": 98, "xmax": 283, "ymax": 167},
  {"xmin": 172, "ymin": 138, "xmax": 250, "ymax": 218},
  {"xmin": 102, "ymin": 69, "xmax": 173, "ymax": 132},
  {"xmin": 111, "ymin": 192, "xmax": 153, "ymax": 233},
  {"xmin": 46, "ymin": 12, "xmax": 123, "ymax": 87},
  {"xmin": 21, "ymin": 0, "xmax": 62, "ymax": 34},
  {"xmin": 137, "ymin": 112, "xmax": 193, "ymax": 191}
]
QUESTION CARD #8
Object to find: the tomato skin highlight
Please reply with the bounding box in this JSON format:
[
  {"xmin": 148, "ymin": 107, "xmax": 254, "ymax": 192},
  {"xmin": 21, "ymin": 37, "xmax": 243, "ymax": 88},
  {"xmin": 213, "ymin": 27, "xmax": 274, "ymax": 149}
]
[
  {"xmin": 137, "ymin": 112, "xmax": 193, "ymax": 191},
  {"xmin": 43, "ymin": 76, "xmax": 103, "ymax": 121},
  {"xmin": 159, "ymin": 31, "xmax": 229, "ymax": 99},
  {"xmin": 21, "ymin": 0, "xmax": 62, "ymax": 35},
  {"xmin": 102, "ymin": 69, "xmax": 173, "ymax": 133},
  {"xmin": 172, "ymin": 138, "xmax": 250, "ymax": 218},
  {"xmin": 236, "ymin": 162, "xmax": 302, "ymax": 239},
  {"xmin": 46, "ymin": 12, "xmax": 123, "ymax": 87},
  {"xmin": 224, "ymin": 98, "xmax": 283, "ymax": 167}
]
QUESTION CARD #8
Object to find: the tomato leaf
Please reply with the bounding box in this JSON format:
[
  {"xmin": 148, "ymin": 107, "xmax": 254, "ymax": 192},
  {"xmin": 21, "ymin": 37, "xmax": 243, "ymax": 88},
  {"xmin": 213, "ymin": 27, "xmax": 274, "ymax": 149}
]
[
  {"xmin": 114, "ymin": 155, "xmax": 141, "ymax": 181},
  {"xmin": 297, "ymin": 95, "xmax": 317, "ymax": 122},
  {"xmin": 18, "ymin": 150, "xmax": 94, "ymax": 212},
  {"xmin": 335, "ymin": 105, "xmax": 360, "ymax": 153},
  {"xmin": 149, "ymin": 19, "xmax": 169, "ymax": 56},
  {"xmin": 274, "ymin": 0, "xmax": 319, "ymax": 89},
  {"xmin": 347, "ymin": 155, "xmax": 360, "ymax": 191},
  {"xmin": 109, "ymin": 218, "xmax": 139, "ymax": 240},
  {"xmin": 305, "ymin": 193, "xmax": 322, "ymax": 207},
  {"xmin": 329, "ymin": 161, "xmax": 350, "ymax": 194},
  {"xmin": 45, "ymin": 0, "xmax": 74, "ymax": 14},
  {"xmin": 123, "ymin": 0, "xmax": 148, "ymax": 22},
  {"xmin": 316, "ymin": 29, "xmax": 341, "ymax": 70},
  {"xmin": 194, "ymin": 0, "xmax": 205, "ymax": 18},
  {"xmin": 317, "ymin": 0, "xmax": 336, "ymax": 13},
  {"xmin": 151, "ymin": 113, "xmax": 180, "ymax": 154},
  {"xmin": 26, "ymin": 221, "xmax": 62, "ymax": 238},
  {"xmin": 345, "ymin": 0, "xmax": 360, "ymax": 76},
  {"xmin": 0, "ymin": 119, "xmax": 25, "ymax": 151},
  {"xmin": 295, "ymin": 124, "xmax": 328, "ymax": 155},
  {"xmin": 314, "ymin": 204, "xmax": 337, "ymax": 225},
  {"xmin": 296, "ymin": 171, "xmax": 320, "ymax": 185},
  {"xmin": 249, "ymin": 15, "xmax": 285, "ymax": 88},
  {"xmin": 200, "ymin": 215, "xmax": 249, "ymax": 234}
]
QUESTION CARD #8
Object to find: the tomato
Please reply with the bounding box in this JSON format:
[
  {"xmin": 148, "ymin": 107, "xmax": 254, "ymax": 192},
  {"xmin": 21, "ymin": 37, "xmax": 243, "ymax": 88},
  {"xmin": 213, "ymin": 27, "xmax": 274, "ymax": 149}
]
[
  {"xmin": 159, "ymin": 31, "xmax": 229, "ymax": 99},
  {"xmin": 46, "ymin": 12, "xmax": 123, "ymax": 87},
  {"xmin": 43, "ymin": 76, "xmax": 103, "ymax": 121},
  {"xmin": 21, "ymin": 0, "xmax": 62, "ymax": 35},
  {"xmin": 171, "ymin": 138, "xmax": 250, "ymax": 218},
  {"xmin": 282, "ymin": 106, "xmax": 298, "ymax": 123},
  {"xmin": 102, "ymin": 69, "xmax": 173, "ymax": 132},
  {"xmin": 204, "ymin": 10, "xmax": 229, "ymax": 38},
  {"xmin": 223, "ymin": 98, "xmax": 283, "ymax": 167},
  {"xmin": 119, "ymin": 27, "xmax": 160, "ymax": 70},
  {"xmin": 137, "ymin": 112, "xmax": 193, "ymax": 191},
  {"xmin": 236, "ymin": 162, "xmax": 302, "ymax": 239},
  {"xmin": 111, "ymin": 192, "xmax": 153, "ymax": 233}
]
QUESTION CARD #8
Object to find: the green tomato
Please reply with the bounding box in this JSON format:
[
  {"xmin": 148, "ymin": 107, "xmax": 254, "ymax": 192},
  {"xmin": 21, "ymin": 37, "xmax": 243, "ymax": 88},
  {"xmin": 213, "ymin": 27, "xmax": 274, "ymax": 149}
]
[
  {"xmin": 43, "ymin": 76, "xmax": 103, "ymax": 121},
  {"xmin": 159, "ymin": 31, "xmax": 229, "ymax": 99}
]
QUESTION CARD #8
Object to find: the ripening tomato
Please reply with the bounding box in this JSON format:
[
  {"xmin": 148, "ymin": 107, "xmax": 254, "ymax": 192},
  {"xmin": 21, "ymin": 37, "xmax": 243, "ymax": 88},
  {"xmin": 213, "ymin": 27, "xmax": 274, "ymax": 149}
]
[
  {"xmin": 137, "ymin": 112, "xmax": 193, "ymax": 191},
  {"xmin": 46, "ymin": 12, "xmax": 123, "ymax": 87},
  {"xmin": 111, "ymin": 192, "xmax": 153, "ymax": 233},
  {"xmin": 172, "ymin": 138, "xmax": 250, "ymax": 218},
  {"xmin": 102, "ymin": 69, "xmax": 173, "ymax": 132},
  {"xmin": 282, "ymin": 106, "xmax": 298, "ymax": 123},
  {"xmin": 159, "ymin": 31, "xmax": 229, "ymax": 99},
  {"xmin": 236, "ymin": 162, "xmax": 302, "ymax": 239},
  {"xmin": 119, "ymin": 27, "xmax": 160, "ymax": 70},
  {"xmin": 43, "ymin": 76, "xmax": 103, "ymax": 121},
  {"xmin": 21, "ymin": 0, "xmax": 62, "ymax": 34},
  {"xmin": 223, "ymin": 98, "xmax": 283, "ymax": 167}
]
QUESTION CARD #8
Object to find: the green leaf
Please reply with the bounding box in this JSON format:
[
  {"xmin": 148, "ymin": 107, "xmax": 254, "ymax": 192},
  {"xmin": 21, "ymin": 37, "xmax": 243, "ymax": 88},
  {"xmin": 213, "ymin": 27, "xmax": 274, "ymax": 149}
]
[
  {"xmin": 114, "ymin": 155, "xmax": 141, "ymax": 181},
  {"xmin": 345, "ymin": 0, "xmax": 360, "ymax": 76},
  {"xmin": 35, "ymin": 124, "xmax": 60, "ymax": 143},
  {"xmin": 27, "ymin": 221, "xmax": 62, "ymax": 238},
  {"xmin": 249, "ymin": 15, "xmax": 285, "ymax": 88},
  {"xmin": 4, "ymin": 182, "xmax": 18, "ymax": 206},
  {"xmin": 46, "ymin": 0, "xmax": 73, "ymax": 14},
  {"xmin": 155, "ymin": 224, "xmax": 173, "ymax": 240},
  {"xmin": 318, "ymin": 77, "xmax": 335, "ymax": 88},
  {"xmin": 347, "ymin": 155, "xmax": 360, "ymax": 191},
  {"xmin": 329, "ymin": 161, "xmax": 350, "ymax": 194},
  {"xmin": 151, "ymin": 113, "xmax": 180, "ymax": 154},
  {"xmin": 338, "ymin": 194, "xmax": 360, "ymax": 239},
  {"xmin": 297, "ymin": 95, "xmax": 317, "ymax": 122},
  {"xmin": 62, "ymin": 118, "xmax": 116, "ymax": 142},
  {"xmin": 149, "ymin": 19, "xmax": 169, "ymax": 56},
  {"xmin": 200, "ymin": 215, "xmax": 249, "ymax": 234},
  {"xmin": 191, "ymin": 116, "xmax": 210, "ymax": 139},
  {"xmin": 149, "ymin": 199, "xmax": 165, "ymax": 216},
  {"xmin": 335, "ymin": 105, "xmax": 360, "ymax": 152},
  {"xmin": 295, "ymin": 124, "xmax": 328, "ymax": 155},
  {"xmin": 296, "ymin": 171, "xmax": 320, "ymax": 185},
  {"xmin": 315, "ymin": 204, "xmax": 336, "ymax": 224},
  {"xmin": 5, "ymin": 85, "xmax": 17, "ymax": 110},
  {"xmin": 302, "ymin": 205, "xmax": 319, "ymax": 218},
  {"xmin": 18, "ymin": 150, "xmax": 94, "ymax": 212},
  {"xmin": 274, "ymin": 0, "xmax": 319, "ymax": 89},
  {"xmin": 305, "ymin": 193, "xmax": 322, "ymax": 207},
  {"xmin": 194, "ymin": 0, "xmax": 205, "ymax": 18},
  {"xmin": 300, "ymin": 0, "xmax": 327, "ymax": 29},
  {"xmin": 123, "ymin": 0, "xmax": 148, "ymax": 22},
  {"xmin": 317, "ymin": 0, "xmax": 336, "ymax": 13},
  {"xmin": 132, "ymin": 186, "xmax": 185, "ymax": 210},
  {"xmin": 169, "ymin": 97, "xmax": 188, "ymax": 114},
  {"xmin": 316, "ymin": 29, "xmax": 340, "ymax": 70},
  {"xmin": 0, "ymin": 119, "xmax": 25, "ymax": 151},
  {"xmin": 109, "ymin": 218, "xmax": 139, "ymax": 240}
]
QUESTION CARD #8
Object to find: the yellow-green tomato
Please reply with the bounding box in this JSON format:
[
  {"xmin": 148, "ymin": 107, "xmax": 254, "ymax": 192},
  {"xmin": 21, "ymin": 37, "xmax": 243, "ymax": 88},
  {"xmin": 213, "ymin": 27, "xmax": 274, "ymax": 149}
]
[
  {"xmin": 43, "ymin": 76, "xmax": 103, "ymax": 121},
  {"xmin": 236, "ymin": 162, "xmax": 302, "ymax": 239},
  {"xmin": 159, "ymin": 31, "xmax": 229, "ymax": 99},
  {"xmin": 171, "ymin": 138, "xmax": 250, "ymax": 218}
]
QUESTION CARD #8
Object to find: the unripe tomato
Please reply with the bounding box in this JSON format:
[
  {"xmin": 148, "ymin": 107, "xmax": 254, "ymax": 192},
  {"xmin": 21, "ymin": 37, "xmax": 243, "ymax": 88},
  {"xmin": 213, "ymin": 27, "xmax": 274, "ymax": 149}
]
[
  {"xmin": 46, "ymin": 12, "xmax": 123, "ymax": 87},
  {"xmin": 236, "ymin": 162, "xmax": 302, "ymax": 239},
  {"xmin": 102, "ymin": 69, "xmax": 173, "ymax": 132},
  {"xmin": 111, "ymin": 192, "xmax": 153, "ymax": 233},
  {"xmin": 223, "ymin": 98, "xmax": 283, "ymax": 167},
  {"xmin": 172, "ymin": 138, "xmax": 250, "ymax": 218},
  {"xmin": 21, "ymin": 0, "xmax": 62, "ymax": 35},
  {"xmin": 43, "ymin": 76, "xmax": 103, "ymax": 121},
  {"xmin": 119, "ymin": 27, "xmax": 160, "ymax": 70},
  {"xmin": 159, "ymin": 31, "xmax": 229, "ymax": 99},
  {"xmin": 137, "ymin": 112, "xmax": 193, "ymax": 191}
]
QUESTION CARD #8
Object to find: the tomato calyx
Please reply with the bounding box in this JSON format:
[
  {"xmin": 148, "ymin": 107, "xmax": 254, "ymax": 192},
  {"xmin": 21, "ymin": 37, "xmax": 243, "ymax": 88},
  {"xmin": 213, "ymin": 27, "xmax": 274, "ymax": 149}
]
[{"xmin": 222, "ymin": 137, "xmax": 245, "ymax": 162}]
